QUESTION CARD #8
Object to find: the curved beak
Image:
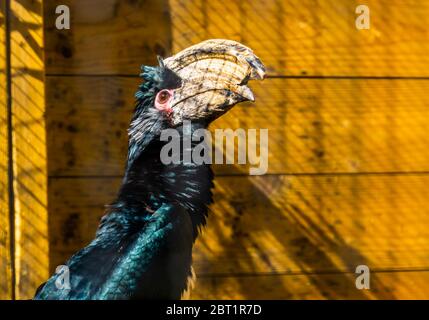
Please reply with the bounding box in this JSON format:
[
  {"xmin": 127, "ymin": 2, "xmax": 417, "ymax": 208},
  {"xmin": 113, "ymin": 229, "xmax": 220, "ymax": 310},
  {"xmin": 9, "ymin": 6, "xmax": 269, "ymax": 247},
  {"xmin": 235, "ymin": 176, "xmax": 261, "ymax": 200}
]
[{"xmin": 164, "ymin": 39, "xmax": 265, "ymax": 125}]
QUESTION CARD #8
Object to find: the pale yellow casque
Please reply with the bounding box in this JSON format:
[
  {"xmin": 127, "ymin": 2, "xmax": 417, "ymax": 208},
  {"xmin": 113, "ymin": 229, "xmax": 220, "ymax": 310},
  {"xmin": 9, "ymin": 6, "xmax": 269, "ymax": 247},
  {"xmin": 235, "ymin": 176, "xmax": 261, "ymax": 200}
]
[{"xmin": 164, "ymin": 39, "xmax": 266, "ymax": 125}]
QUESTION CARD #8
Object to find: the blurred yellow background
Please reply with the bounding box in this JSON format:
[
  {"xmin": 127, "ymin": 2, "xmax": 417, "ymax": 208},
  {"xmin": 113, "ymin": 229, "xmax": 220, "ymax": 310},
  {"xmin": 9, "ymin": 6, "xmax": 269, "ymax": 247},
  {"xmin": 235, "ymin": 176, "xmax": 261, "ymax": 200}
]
[{"xmin": 2, "ymin": 0, "xmax": 429, "ymax": 299}]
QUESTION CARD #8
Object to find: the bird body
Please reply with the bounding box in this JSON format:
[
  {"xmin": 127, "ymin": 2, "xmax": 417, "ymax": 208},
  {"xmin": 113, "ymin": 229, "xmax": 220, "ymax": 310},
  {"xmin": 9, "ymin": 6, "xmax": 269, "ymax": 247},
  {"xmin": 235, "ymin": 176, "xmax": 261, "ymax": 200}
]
[{"xmin": 34, "ymin": 39, "xmax": 265, "ymax": 299}]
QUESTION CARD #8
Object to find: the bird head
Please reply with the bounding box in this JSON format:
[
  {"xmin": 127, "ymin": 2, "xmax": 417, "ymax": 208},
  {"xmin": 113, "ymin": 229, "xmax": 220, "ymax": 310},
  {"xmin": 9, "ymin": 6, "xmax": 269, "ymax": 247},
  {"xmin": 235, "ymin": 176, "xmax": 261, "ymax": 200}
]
[
  {"xmin": 128, "ymin": 39, "xmax": 265, "ymax": 167},
  {"xmin": 134, "ymin": 39, "xmax": 265, "ymax": 127}
]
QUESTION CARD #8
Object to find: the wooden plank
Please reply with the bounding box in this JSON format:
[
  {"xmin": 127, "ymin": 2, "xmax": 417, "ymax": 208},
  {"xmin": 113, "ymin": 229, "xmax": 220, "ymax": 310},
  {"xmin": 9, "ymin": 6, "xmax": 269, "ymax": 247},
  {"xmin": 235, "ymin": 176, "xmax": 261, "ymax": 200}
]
[
  {"xmin": 44, "ymin": 0, "xmax": 429, "ymax": 76},
  {"xmin": 46, "ymin": 76, "xmax": 134, "ymax": 177},
  {"xmin": 47, "ymin": 177, "xmax": 121, "ymax": 269},
  {"xmin": 10, "ymin": 0, "xmax": 48, "ymax": 299},
  {"xmin": 0, "ymin": 1, "xmax": 12, "ymax": 300},
  {"xmin": 48, "ymin": 174, "xmax": 429, "ymax": 276},
  {"xmin": 46, "ymin": 77, "xmax": 429, "ymax": 176},
  {"xmin": 170, "ymin": 0, "xmax": 429, "ymax": 77},
  {"xmin": 190, "ymin": 270, "xmax": 429, "ymax": 299},
  {"xmin": 43, "ymin": 0, "xmax": 172, "ymax": 75}
]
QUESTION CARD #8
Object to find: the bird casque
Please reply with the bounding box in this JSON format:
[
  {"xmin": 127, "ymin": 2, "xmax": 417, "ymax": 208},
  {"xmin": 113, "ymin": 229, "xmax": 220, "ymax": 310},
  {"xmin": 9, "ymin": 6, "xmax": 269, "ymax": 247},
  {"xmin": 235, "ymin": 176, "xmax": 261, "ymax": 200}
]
[{"xmin": 34, "ymin": 39, "xmax": 265, "ymax": 300}]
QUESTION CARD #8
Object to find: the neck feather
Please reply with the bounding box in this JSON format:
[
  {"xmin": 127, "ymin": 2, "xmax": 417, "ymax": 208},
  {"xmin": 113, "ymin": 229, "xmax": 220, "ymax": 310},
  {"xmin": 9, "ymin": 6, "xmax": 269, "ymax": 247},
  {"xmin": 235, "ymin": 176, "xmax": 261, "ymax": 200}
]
[{"xmin": 116, "ymin": 120, "xmax": 213, "ymax": 238}]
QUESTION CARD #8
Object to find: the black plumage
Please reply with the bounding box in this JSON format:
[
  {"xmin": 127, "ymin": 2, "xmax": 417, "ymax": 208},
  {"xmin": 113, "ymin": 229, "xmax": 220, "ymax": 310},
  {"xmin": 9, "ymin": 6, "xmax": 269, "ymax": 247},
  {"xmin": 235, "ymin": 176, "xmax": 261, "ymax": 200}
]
[{"xmin": 34, "ymin": 39, "xmax": 265, "ymax": 300}]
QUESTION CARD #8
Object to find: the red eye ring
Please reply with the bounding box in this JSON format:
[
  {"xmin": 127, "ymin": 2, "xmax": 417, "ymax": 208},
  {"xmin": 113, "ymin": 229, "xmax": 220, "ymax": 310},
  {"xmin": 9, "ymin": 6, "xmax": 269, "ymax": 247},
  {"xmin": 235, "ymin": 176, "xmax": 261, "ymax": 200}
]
[
  {"xmin": 154, "ymin": 89, "xmax": 174, "ymax": 114},
  {"xmin": 157, "ymin": 89, "xmax": 171, "ymax": 104}
]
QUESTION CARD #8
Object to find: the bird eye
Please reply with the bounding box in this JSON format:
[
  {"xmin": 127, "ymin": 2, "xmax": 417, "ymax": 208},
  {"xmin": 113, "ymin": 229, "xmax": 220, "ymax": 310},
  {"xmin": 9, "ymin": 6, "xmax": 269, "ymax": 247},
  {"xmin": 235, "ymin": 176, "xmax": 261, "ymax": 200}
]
[{"xmin": 157, "ymin": 90, "xmax": 171, "ymax": 104}]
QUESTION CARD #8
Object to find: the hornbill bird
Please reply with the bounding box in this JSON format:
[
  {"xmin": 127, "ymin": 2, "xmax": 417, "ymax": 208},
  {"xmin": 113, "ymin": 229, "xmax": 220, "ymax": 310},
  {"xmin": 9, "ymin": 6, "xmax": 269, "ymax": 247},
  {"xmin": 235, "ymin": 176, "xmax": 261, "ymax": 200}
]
[{"xmin": 34, "ymin": 39, "xmax": 265, "ymax": 299}]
